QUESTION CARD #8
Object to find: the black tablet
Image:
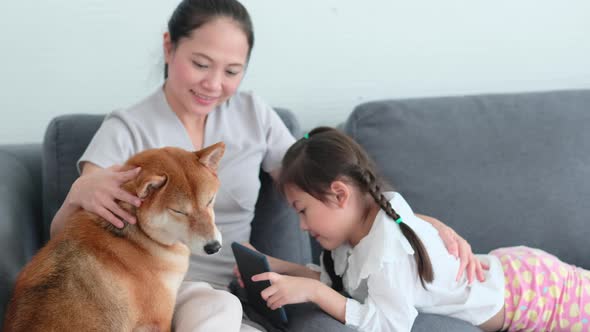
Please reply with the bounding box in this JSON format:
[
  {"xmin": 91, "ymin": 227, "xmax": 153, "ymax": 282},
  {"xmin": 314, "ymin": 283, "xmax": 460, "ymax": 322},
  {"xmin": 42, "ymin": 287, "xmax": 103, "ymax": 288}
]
[{"xmin": 231, "ymin": 242, "xmax": 289, "ymax": 326}]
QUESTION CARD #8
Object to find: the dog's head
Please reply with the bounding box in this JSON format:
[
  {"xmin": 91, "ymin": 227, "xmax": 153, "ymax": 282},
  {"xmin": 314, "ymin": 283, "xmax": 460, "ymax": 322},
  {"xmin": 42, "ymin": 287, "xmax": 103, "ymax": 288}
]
[{"xmin": 122, "ymin": 143, "xmax": 225, "ymax": 256}]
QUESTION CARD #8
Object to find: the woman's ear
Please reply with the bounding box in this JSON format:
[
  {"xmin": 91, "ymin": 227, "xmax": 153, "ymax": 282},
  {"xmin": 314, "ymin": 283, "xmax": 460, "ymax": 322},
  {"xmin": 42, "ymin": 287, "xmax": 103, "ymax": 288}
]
[
  {"xmin": 330, "ymin": 180, "xmax": 350, "ymax": 208},
  {"xmin": 163, "ymin": 32, "xmax": 173, "ymax": 63}
]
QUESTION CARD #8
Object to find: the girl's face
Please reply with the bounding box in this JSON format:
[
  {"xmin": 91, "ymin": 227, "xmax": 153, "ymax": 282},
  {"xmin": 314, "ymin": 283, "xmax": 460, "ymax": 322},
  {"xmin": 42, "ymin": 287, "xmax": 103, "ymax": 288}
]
[
  {"xmin": 163, "ymin": 17, "xmax": 249, "ymax": 117},
  {"xmin": 284, "ymin": 183, "xmax": 360, "ymax": 250}
]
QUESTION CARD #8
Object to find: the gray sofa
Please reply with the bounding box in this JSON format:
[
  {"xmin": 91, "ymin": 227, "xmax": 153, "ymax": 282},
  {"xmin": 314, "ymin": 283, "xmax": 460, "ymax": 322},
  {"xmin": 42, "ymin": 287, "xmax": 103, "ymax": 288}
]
[{"xmin": 2, "ymin": 89, "xmax": 589, "ymax": 331}]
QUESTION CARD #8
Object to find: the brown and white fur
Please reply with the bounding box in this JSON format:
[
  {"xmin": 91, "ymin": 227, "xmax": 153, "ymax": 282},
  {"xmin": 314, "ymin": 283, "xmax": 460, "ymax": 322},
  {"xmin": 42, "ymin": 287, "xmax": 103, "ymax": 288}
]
[{"xmin": 3, "ymin": 143, "xmax": 226, "ymax": 332}]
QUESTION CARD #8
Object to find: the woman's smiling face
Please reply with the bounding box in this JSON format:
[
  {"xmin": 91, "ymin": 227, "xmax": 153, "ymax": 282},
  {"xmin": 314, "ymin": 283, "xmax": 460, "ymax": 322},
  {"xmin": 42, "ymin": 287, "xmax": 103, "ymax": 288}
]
[{"xmin": 164, "ymin": 17, "xmax": 249, "ymax": 117}]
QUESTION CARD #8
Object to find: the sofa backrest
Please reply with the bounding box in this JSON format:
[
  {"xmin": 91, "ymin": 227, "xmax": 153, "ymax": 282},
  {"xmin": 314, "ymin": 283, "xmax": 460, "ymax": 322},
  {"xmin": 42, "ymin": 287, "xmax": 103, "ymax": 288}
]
[
  {"xmin": 42, "ymin": 114, "xmax": 104, "ymax": 241},
  {"xmin": 344, "ymin": 90, "xmax": 590, "ymax": 268},
  {"xmin": 41, "ymin": 109, "xmax": 310, "ymax": 264}
]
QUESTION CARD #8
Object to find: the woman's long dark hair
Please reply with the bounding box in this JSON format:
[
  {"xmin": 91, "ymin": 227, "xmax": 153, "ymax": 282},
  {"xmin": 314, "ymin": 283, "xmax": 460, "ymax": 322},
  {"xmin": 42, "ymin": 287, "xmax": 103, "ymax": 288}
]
[{"xmin": 278, "ymin": 127, "xmax": 434, "ymax": 289}]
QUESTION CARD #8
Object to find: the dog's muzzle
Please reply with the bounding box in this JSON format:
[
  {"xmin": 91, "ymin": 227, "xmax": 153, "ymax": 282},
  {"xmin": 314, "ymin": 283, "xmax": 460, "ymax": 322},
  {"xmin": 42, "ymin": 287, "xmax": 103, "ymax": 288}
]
[{"xmin": 204, "ymin": 241, "xmax": 221, "ymax": 255}]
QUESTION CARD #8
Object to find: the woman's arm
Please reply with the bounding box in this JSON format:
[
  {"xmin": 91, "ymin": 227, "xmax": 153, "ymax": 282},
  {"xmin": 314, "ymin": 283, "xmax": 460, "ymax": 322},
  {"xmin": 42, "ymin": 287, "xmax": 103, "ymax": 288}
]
[
  {"xmin": 268, "ymin": 168, "xmax": 319, "ymax": 277},
  {"xmin": 50, "ymin": 195, "xmax": 82, "ymax": 239},
  {"xmin": 49, "ymin": 163, "xmax": 142, "ymax": 238},
  {"xmin": 415, "ymin": 213, "xmax": 488, "ymax": 283},
  {"xmin": 233, "ymin": 243, "xmax": 320, "ymax": 282},
  {"xmin": 270, "ymin": 169, "xmax": 281, "ymax": 182},
  {"xmin": 272, "ymin": 167, "xmax": 487, "ymax": 284},
  {"xmin": 267, "ymin": 255, "xmax": 320, "ymax": 279}
]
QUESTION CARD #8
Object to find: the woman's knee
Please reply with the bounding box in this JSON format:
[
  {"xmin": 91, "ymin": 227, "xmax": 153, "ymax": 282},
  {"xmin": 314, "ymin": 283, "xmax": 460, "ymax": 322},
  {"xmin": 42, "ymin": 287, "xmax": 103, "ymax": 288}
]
[
  {"xmin": 173, "ymin": 287, "xmax": 243, "ymax": 331},
  {"xmin": 214, "ymin": 291, "xmax": 242, "ymax": 316},
  {"xmin": 175, "ymin": 283, "xmax": 242, "ymax": 317}
]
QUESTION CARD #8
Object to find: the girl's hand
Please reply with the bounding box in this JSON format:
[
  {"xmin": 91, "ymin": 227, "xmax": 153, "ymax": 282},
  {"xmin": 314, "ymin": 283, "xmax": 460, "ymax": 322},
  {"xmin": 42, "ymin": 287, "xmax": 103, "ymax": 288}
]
[
  {"xmin": 436, "ymin": 224, "xmax": 489, "ymax": 283},
  {"xmin": 233, "ymin": 265, "xmax": 245, "ymax": 288},
  {"xmin": 253, "ymin": 272, "xmax": 320, "ymax": 310},
  {"xmin": 67, "ymin": 165, "xmax": 142, "ymax": 228}
]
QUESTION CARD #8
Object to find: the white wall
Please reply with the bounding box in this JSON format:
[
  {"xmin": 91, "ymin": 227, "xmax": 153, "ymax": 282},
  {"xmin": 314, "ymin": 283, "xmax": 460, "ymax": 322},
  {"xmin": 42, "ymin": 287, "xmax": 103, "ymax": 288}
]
[{"xmin": 2, "ymin": 0, "xmax": 590, "ymax": 144}]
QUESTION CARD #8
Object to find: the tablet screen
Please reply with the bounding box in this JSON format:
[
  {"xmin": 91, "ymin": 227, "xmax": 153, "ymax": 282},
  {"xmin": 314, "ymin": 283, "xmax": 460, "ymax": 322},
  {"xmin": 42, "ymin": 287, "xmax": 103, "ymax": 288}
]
[{"xmin": 231, "ymin": 242, "xmax": 289, "ymax": 326}]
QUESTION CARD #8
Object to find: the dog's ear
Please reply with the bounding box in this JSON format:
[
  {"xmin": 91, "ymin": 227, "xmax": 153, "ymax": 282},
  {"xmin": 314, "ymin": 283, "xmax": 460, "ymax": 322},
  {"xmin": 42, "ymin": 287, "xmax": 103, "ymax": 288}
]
[
  {"xmin": 137, "ymin": 175, "xmax": 167, "ymax": 199},
  {"xmin": 195, "ymin": 142, "xmax": 225, "ymax": 171}
]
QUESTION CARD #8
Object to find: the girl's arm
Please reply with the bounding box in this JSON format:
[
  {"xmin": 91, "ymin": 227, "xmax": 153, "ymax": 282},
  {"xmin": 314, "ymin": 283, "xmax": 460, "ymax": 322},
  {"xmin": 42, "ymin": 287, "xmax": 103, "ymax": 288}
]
[
  {"xmin": 310, "ymin": 281, "xmax": 347, "ymax": 323},
  {"xmin": 254, "ymin": 262, "xmax": 417, "ymax": 332},
  {"xmin": 254, "ymin": 272, "xmax": 346, "ymax": 323}
]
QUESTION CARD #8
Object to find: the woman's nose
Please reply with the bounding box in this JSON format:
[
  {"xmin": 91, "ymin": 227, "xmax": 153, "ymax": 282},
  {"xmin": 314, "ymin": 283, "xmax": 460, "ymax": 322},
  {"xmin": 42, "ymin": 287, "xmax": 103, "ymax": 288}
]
[{"xmin": 201, "ymin": 70, "xmax": 222, "ymax": 91}]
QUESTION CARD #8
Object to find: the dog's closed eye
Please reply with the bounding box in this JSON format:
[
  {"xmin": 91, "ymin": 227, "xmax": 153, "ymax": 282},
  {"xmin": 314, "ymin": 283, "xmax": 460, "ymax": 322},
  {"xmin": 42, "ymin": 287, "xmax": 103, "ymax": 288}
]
[{"xmin": 168, "ymin": 208, "xmax": 188, "ymax": 216}]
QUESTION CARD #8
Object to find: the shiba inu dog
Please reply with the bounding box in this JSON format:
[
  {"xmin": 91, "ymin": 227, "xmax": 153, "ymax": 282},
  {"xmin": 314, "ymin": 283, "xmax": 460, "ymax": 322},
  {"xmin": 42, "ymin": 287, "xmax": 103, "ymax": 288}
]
[{"xmin": 3, "ymin": 143, "xmax": 225, "ymax": 332}]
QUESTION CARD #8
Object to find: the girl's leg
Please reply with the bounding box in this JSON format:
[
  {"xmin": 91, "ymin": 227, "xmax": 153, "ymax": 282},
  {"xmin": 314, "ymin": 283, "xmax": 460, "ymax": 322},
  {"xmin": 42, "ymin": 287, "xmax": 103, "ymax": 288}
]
[
  {"xmin": 173, "ymin": 281, "xmax": 261, "ymax": 332},
  {"xmin": 491, "ymin": 246, "xmax": 590, "ymax": 332}
]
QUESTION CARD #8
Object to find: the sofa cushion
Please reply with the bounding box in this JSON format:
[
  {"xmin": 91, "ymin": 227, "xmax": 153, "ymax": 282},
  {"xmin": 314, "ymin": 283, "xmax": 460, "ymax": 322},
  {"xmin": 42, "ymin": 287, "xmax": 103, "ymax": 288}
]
[
  {"xmin": 0, "ymin": 144, "xmax": 43, "ymax": 328},
  {"xmin": 344, "ymin": 90, "xmax": 590, "ymax": 269},
  {"xmin": 41, "ymin": 109, "xmax": 309, "ymax": 264}
]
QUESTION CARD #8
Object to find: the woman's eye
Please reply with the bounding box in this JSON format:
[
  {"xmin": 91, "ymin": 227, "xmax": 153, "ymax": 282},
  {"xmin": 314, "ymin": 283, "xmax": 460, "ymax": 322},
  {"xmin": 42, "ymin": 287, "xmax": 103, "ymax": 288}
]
[
  {"xmin": 169, "ymin": 208, "xmax": 187, "ymax": 216},
  {"xmin": 226, "ymin": 70, "xmax": 239, "ymax": 76},
  {"xmin": 192, "ymin": 61, "xmax": 208, "ymax": 69},
  {"xmin": 298, "ymin": 208, "xmax": 306, "ymax": 215},
  {"xmin": 207, "ymin": 197, "xmax": 214, "ymax": 206}
]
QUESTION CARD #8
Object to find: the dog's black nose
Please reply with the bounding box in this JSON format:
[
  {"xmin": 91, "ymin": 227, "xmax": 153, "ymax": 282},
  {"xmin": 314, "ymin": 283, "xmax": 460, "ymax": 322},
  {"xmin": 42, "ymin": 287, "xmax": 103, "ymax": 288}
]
[{"xmin": 204, "ymin": 241, "xmax": 221, "ymax": 255}]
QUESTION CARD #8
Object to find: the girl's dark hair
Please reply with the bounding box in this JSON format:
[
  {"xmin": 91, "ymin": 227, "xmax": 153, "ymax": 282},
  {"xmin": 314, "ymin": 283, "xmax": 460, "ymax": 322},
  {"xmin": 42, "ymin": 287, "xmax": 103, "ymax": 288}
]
[
  {"xmin": 164, "ymin": 0, "xmax": 254, "ymax": 78},
  {"xmin": 278, "ymin": 127, "xmax": 434, "ymax": 289}
]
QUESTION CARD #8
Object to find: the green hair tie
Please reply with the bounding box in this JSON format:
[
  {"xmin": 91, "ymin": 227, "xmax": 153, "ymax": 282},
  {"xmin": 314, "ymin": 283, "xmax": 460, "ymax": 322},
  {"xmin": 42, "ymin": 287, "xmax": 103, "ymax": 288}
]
[
  {"xmin": 395, "ymin": 217, "xmax": 403, "ymax": 224},
  {"xmin": 303, "ymin": 133, "xmax": 309, "ymax": 139}
]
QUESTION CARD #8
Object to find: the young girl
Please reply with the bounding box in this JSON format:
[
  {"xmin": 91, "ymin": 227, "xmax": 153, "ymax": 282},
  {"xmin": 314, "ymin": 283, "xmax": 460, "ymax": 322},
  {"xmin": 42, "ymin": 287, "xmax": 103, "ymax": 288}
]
[{"xmin": 243, "ymin": 127, "xmax": 590, "ymax": 332}]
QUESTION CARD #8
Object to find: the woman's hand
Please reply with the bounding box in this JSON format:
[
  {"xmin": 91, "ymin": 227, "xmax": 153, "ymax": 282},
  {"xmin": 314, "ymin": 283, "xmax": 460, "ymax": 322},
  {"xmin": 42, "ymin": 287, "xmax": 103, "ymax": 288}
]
[
  {"xmin": 416, "ymin": 214, "xmax": 489, "ymax": 283},
  {"xmin": 233, "ymin": 242, "xmax": 259, "ymax": 288},
  {"xmin": 66, "ymin": 165, "xmax": 142, "ymax": 228},
  {"xmin": 233, "ymin": 265, "xmax": 245, "ymax": 288},
  {"xmin": 253, "ymin": 272, "xmax": 321, "ymax": 310},
  {"xmin": 439, "ymin": 226, "xmax": 489, "ymax": 283}
]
